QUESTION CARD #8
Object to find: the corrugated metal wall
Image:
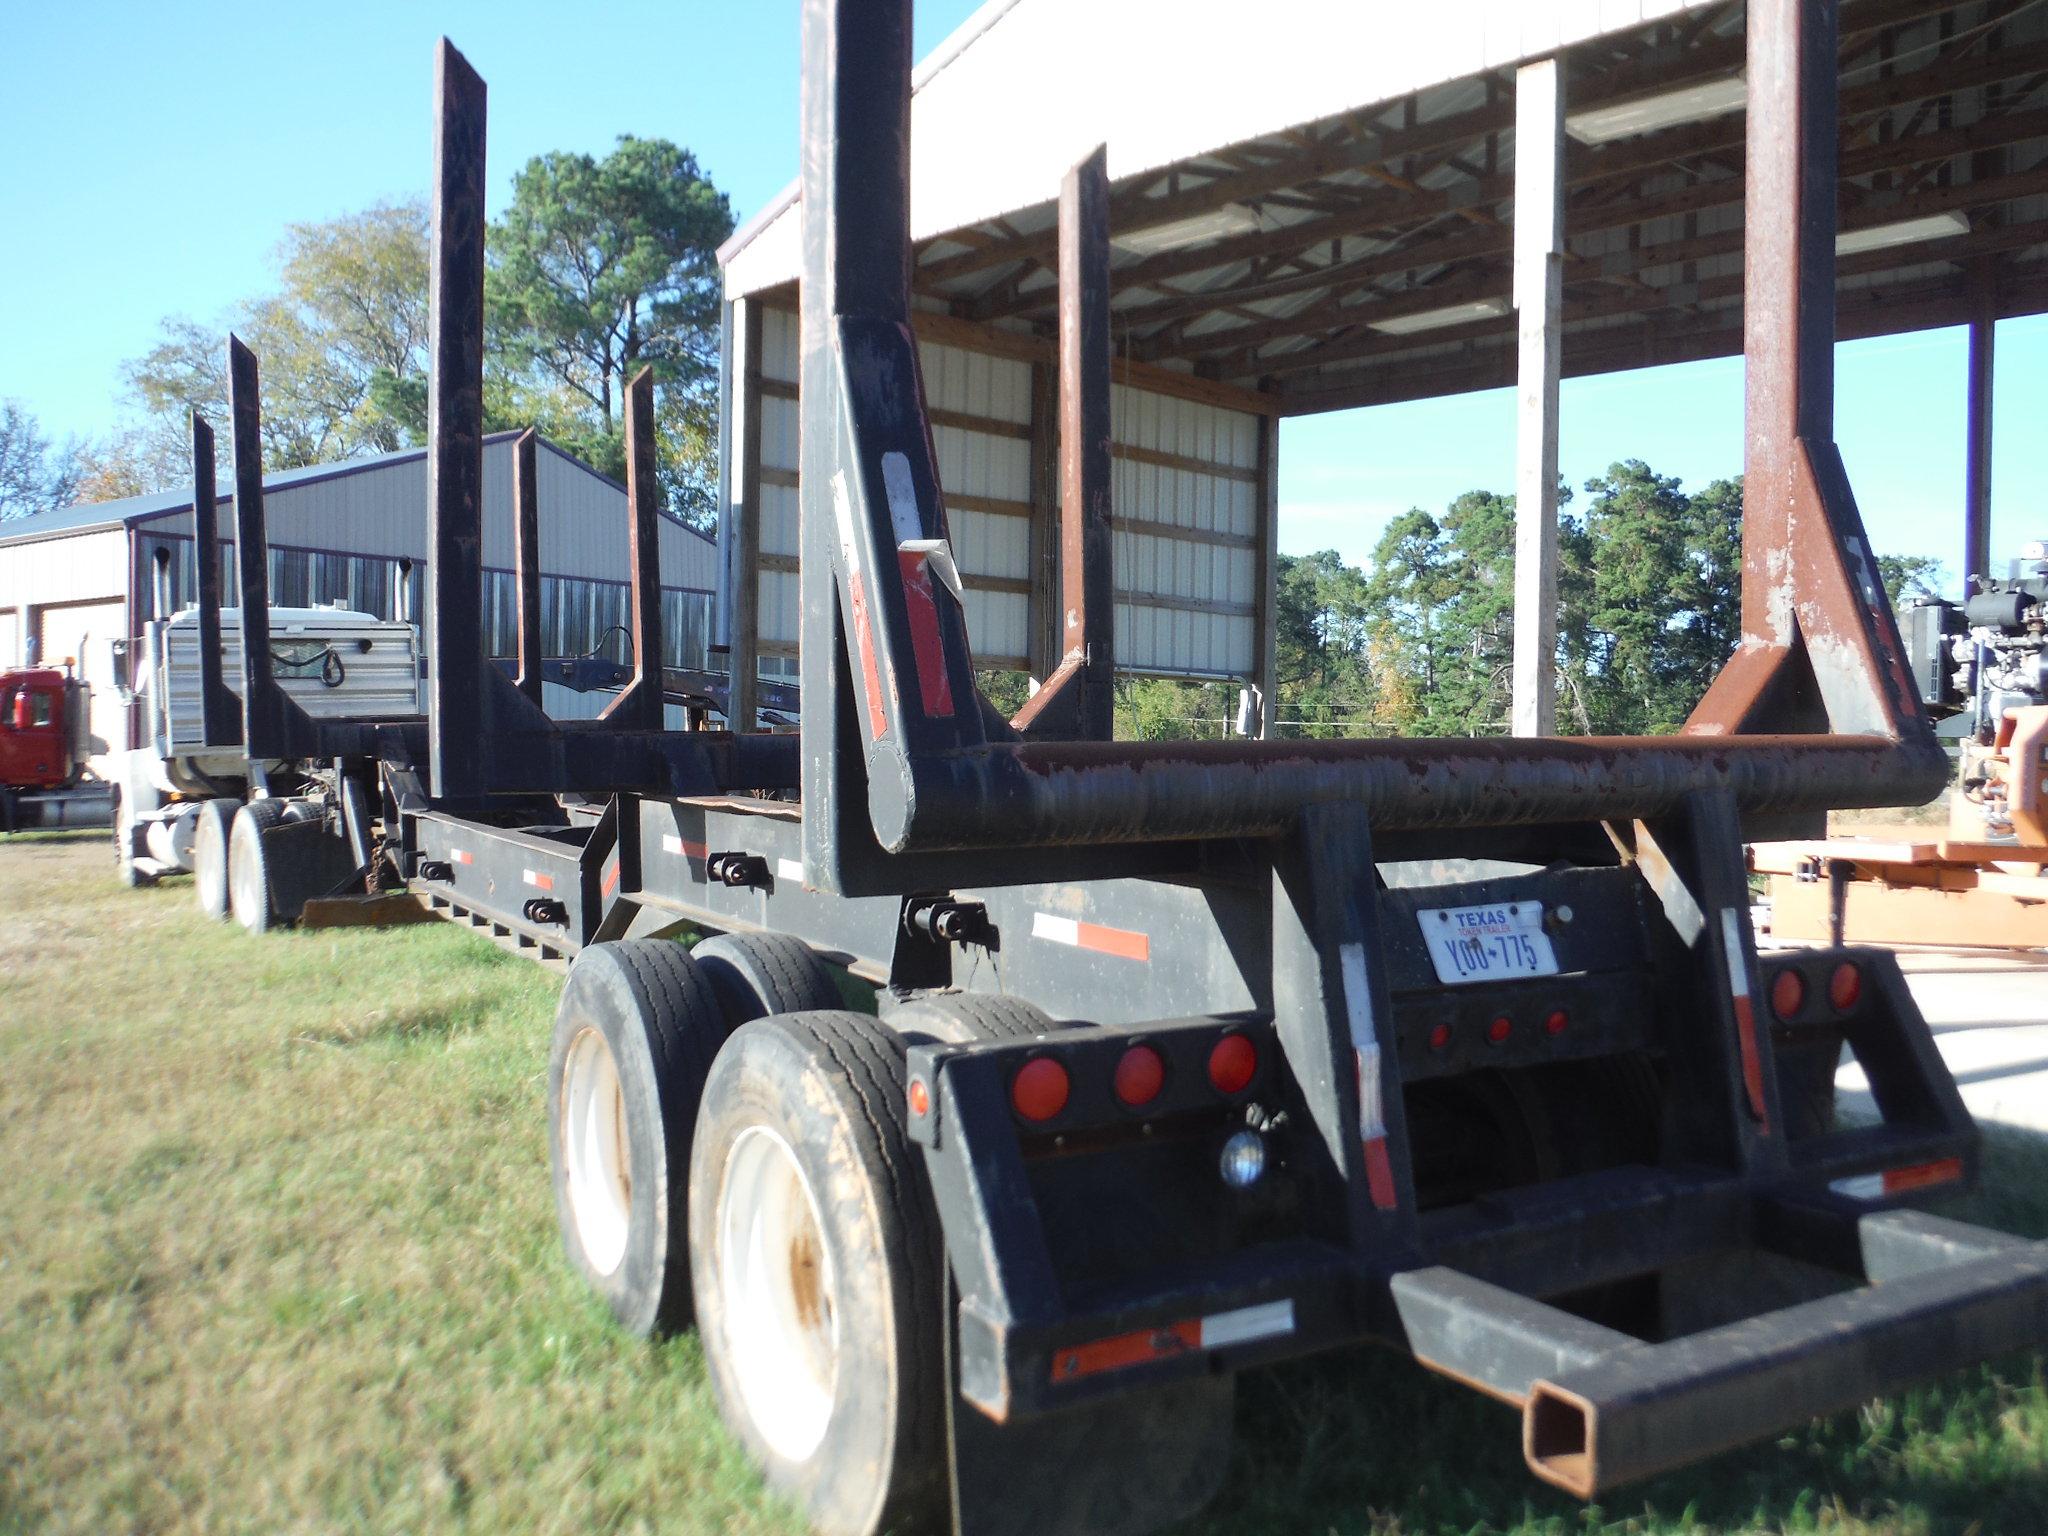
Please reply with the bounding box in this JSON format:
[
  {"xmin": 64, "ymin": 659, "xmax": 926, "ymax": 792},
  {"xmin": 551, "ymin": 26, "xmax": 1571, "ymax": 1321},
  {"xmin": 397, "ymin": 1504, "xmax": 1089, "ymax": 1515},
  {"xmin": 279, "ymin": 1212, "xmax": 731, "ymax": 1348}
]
[
  {"xmin": 127, "ymin": 437, "xmax": 720, "ymax": 593},
  {"xmin": 752, "ymin": 305, "xmax": 1259, "ymax": 681}
]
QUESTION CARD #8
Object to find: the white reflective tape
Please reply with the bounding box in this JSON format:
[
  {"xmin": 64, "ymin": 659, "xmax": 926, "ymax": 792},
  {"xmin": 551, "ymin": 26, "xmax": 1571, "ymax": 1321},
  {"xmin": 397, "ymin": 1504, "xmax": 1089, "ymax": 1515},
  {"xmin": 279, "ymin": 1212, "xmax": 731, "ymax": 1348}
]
[
  {"xmin": 1033, "ymin": 912, "xmax": 1080, "ymax": 947},
  {"xmin": 1339, "ymin": 942, "xmax": 1385, "ymax": 1138},
  {"xmin": 881, "ymin": 450, "xmax": 926, "ymax": 545},
  {"xmin": 522, "ymin": 869, "xmax": 552, "ymax": 891},
  {"xmin": 661, "ymin": 834, "xmax": 684, "ymax": 856},
  {"xmin": 1718, "ymin": 907, "xmax": 1749, "ymax": 998},
  {"xmin": 1199, "ymin": 1299, "xmax": 1295, "ymax": 1350},
  {"xmin": 777, "ymin": 857, "xmax": 805, "ymax": 884},
  {"xmin": 1830, "ymin": 1173, "xmax": 1885, "ymax": 1200},
  {"xmin": 450, "ymin": 849, "xmax": 473, "ymax": 866}
]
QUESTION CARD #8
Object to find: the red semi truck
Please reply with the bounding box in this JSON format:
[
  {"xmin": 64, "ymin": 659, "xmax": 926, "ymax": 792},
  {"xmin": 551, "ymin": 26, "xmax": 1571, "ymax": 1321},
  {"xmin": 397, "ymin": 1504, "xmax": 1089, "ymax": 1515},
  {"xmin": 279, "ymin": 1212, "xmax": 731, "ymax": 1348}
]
[{"xmin": 0, "ymin": 663, "xmax": 111, "ymax": 832}]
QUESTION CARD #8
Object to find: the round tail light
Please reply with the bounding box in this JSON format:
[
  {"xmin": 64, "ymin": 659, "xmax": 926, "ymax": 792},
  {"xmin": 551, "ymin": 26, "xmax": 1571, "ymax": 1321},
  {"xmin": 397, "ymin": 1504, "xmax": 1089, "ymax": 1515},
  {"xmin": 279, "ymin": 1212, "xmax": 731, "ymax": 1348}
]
[
  {"xmin": 1829, "ymin": 961, "xmax": 1863, "ymax": 1012},
  {"xmin": 1208, "ymin": 1033, "xmax": 1258, "ymax": 1096},
  {"xmin": 1010, "ymin": 1056, "xmax": 1070, "ymax": 1122},
  {"xmin": 1427, "ymin": 1022, "xmax": 1452, "ymax": 1052},
  {"xmin": 1113, "ymin": 1044, "xmax": 1166, "ymax": 1107},
  {"xmin": 1487, "ymin": 1016, "xmax": 1512, "ymax": 1045},
  {"xmin": 1770, "ymin": 967, "xmax": 1806, "ymax": 1021},
  {"xmin": 1543, "ymin": 1008, "xmax": 1569, "ymax": 1037}
]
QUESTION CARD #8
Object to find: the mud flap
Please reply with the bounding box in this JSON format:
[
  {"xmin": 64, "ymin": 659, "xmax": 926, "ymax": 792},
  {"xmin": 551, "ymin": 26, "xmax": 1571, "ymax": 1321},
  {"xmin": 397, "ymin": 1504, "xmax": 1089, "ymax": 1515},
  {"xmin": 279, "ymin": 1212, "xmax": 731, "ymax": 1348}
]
[{"xmin": 944, "ymin": 1272, "xmax": 1236, "ymax": 1536}]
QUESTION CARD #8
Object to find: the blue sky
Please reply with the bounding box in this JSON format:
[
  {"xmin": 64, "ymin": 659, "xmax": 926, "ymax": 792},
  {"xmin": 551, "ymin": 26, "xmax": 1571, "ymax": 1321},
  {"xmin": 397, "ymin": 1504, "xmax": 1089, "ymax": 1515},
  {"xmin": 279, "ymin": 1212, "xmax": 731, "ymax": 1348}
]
[{"xmin": 2, "ymin": 1, "xmax": 2039, "ymax": 580}]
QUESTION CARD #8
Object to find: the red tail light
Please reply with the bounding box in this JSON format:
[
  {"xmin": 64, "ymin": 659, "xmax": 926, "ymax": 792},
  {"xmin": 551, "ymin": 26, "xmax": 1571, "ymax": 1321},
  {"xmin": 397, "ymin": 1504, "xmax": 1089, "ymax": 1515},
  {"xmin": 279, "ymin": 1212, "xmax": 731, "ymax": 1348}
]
[
  {"xmin": 1543, "ymin": 1008, "xmax": 1569, "ymax": 1037},
  {"xmin": 1208, "ymin": 1033, "xmax": 1257, "ymax": 1096},
  {"xmin": 1427, "ymin": 1023, "xmax": 1452, "ymax": 1052},
  {"xmin": 1487, "ymin": 1016, "xmax": 1512, "ymax": 1045},
  {"xmin": 907, "ymin": 1078, "xmax": 931, "ymax": 1118},
  {"xmin": 1770, "ymin": 968, "xmax": 1806, "ymax": 1021},
  {"xmin": 1011, "ymin": 1056, "xmax": 1070, "ymax": 1122},
  {"xmin": 1113, "ymin": 1045, "xmax": 1166, "ymax": 1107},
  {"xmin": 1829, "ymin": 961, "xmax": 1863, "ymax": 1012}
]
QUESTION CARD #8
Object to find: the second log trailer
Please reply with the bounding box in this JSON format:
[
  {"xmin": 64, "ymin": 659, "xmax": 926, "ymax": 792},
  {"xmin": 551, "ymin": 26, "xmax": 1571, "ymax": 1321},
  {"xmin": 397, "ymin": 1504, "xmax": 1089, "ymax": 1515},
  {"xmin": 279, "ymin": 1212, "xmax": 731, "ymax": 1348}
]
[{"xmin": 180, "ymin": 5, "xmax": 2048, "ymax": 1535}]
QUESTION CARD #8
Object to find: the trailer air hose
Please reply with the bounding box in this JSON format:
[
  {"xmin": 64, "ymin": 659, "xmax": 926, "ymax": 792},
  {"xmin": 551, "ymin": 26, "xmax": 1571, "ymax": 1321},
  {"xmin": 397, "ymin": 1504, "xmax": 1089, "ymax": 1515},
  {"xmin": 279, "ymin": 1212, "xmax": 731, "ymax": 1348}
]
[{"xmin": 268, "ymin": 640, "xmax": 366, "ymax": 688}]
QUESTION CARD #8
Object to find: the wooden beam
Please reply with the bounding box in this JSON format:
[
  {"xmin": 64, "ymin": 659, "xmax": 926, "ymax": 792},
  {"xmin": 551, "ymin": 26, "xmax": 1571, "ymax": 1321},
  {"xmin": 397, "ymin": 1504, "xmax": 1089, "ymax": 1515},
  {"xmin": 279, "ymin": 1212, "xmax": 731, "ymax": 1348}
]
[
  {"xmin": 1273, "ymin": 264, "xmax": 2048, "ymax": 414},
  {"xmin": 1513, "ymin": 57, "xmax": 1565, "ymax": 739},
  {"xmin": 727, "ymin": 297, "xmax": 763, "ymax": 731}
]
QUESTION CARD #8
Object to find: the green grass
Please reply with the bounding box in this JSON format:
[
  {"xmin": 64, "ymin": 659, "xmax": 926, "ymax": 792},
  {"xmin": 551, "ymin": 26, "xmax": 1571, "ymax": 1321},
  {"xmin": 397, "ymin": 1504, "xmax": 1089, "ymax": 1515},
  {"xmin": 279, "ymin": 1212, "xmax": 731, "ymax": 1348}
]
[{"xmin": 3, "ymin": 831, "xmax": 2046, "ymax": 1534}]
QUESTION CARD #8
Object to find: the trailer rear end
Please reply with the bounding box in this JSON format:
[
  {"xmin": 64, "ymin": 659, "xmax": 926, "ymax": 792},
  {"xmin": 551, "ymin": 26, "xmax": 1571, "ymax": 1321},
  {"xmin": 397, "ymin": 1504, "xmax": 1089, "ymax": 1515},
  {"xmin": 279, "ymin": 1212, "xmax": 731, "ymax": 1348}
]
[{"xmin": 215, "ymin": 6, "xmax": 2048, "ymax": 1533}]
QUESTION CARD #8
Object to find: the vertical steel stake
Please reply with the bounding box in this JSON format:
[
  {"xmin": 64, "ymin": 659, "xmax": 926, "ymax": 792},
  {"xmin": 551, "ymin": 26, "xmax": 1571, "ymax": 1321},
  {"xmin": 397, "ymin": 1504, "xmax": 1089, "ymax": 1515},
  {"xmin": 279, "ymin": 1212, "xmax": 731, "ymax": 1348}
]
[
  {"xmin": 227, "ymin": 336, "xmax": 280, "ymax": 769},
  {"xmin": 189, "ymin": 411, "xmax": 237, "ymax": 747},
  {"xmin": 513, "ymin": 427, "xmax": 543, "ymax": 706},
  {"xmin": 427, "ymin": 37, "xmax": 488, "ymax": 802},
  {"xmin": 601, "ymin": 367, "xmax": 667, "ymax": 732}
]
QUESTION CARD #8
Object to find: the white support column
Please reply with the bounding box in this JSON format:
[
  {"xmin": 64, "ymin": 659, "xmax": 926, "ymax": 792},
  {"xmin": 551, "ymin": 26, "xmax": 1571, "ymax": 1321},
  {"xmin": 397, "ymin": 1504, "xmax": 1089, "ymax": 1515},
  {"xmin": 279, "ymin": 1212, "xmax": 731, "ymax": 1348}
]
[{"xmin": 1512, "ymin": 56, "xmax": 1565, "ymax": 738}]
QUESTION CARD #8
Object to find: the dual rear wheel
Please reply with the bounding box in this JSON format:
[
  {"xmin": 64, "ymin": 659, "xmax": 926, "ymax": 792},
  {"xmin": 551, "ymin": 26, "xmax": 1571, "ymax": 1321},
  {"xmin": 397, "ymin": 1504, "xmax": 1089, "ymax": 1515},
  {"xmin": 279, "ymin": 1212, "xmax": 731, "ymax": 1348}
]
[{"xmin": 547, "ymin": 934, "xmax": 942, "ymax": 1536}]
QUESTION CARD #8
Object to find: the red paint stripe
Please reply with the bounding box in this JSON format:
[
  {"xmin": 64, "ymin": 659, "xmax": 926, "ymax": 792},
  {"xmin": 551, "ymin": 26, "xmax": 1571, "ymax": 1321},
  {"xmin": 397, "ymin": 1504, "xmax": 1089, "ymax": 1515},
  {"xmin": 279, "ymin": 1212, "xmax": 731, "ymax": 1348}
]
[
  {"xmin": 846, "ymin": 572, "xmax": 889, "ymax": 739},
  {"xmin": 1731, "ymin": 993, "xmax": 1772, "ymax": 1132},
  {"xmin": 1883, "ymin": 1156, "xmax": 1964, "ymax": 1194},
  {"xmin": 1051, "ymin": 1320, "xmax": 1200, "ymax": 1383},
  {"xmin": 451, "ymin": 849, "xmax": 473, "ymax": 866},
  {"xmin": 1075, "ymin": 920, "xmax": 1149, "ymax": 962},
  {"xmin": 682, "ymin": 840, "xmax": 707, "ymax": 861},
  {"xmin": 897, "ymin": 550, "xmax": 955, "ymax": 718},
  {"xmin": 601, "ymin": 862, "xmax": 620, "ymax": 898},
  {"xmin": 1363, "ymin": 1136, "xmax": 1398, "ymax": 1211},
  {"xmin": 523, "ymin": 870, "xmax": 554, "ymax": 892}
]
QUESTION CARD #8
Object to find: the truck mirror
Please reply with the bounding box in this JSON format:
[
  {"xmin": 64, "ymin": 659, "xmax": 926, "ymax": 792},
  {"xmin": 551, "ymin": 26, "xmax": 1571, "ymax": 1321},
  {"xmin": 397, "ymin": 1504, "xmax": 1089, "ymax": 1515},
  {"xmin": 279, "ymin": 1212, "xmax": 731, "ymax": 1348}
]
[
  {"xmin": 11, "ymin": 692, "xmax": 28, "ymax": 731},
  {"xmin": 108, "ymin": 638, "xmax": 131, "ymax": 696}
]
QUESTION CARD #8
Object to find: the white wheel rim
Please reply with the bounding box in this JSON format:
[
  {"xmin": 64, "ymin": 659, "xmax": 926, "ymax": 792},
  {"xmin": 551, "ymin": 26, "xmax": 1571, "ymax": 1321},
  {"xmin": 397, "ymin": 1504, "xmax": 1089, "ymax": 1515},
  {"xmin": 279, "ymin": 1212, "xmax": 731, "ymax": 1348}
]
[
  {"xmin": 562, "ymin": 1028, "xmax": 633, "ymax": 1277},
  {"xmin": 717, "ymin": 1124, "xmax": 839, "ymax": 1463}
]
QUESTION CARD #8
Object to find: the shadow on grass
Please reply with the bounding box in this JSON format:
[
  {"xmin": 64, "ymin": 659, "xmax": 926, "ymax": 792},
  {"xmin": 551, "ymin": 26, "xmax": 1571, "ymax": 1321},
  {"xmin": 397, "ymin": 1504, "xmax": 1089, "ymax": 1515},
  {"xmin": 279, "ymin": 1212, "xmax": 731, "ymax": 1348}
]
[
  {"xmin": 293, "ymin": 1001, "xmax": 493, "ymax": 1049},
  {"xmin": 1174, "ymin": 1124, "xmax": 2048, "ymax": 1536},
  {"xmin": 0, "ymin": 828, "xmax": 109, "ymax": 846}
]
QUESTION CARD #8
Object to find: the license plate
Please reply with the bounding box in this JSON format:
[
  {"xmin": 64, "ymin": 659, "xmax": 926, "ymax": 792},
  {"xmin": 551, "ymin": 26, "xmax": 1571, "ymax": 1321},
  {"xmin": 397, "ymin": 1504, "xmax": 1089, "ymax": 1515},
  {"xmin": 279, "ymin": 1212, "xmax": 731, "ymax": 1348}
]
[{"xmin": 1418, "ymin": 900, "xmax": 1559, "ymax": 985}]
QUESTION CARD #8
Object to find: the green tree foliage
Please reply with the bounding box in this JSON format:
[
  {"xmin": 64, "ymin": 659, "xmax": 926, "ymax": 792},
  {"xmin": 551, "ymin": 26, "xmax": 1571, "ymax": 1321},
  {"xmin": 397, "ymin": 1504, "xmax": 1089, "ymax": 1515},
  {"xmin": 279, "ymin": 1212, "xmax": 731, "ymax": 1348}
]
[
  {"xmin": 1248, "ymin": 463, "xmax": 1751, "ymax": 742},
  {"xmin": 488, "ymin": 137, "xmax": 734, "ymax": 528},
  {"xmin": 125, "ymin": 201, "xmax": 432, "ymax": 478},
  {"xmin": 1878, "ymin": 552, "xmax": 1947, "ymax": 605},
  {"xmin": 0, "ymin": 401, "xmax": 79, "ymax": 519}
]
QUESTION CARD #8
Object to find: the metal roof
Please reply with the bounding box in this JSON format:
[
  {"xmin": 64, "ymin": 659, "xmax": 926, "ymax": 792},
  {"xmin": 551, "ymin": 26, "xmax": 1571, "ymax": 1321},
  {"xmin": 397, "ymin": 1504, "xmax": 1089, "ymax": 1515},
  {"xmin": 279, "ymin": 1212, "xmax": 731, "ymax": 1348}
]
[
  {"xmin": 0, "ymin": 432, "xmax": 715, "ymax": 549},
  {"xmin": 723, "ymin": 0, "xmax": 2048, "ymax": 415}
]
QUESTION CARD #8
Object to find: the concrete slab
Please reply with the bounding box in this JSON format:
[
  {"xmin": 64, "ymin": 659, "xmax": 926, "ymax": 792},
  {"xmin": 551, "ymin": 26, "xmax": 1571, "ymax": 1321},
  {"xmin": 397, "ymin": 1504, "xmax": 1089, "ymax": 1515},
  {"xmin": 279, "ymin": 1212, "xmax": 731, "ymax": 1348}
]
[{"xmin": 1836, "ymin": 951, "xmax": 2048, "ymax": 1135}]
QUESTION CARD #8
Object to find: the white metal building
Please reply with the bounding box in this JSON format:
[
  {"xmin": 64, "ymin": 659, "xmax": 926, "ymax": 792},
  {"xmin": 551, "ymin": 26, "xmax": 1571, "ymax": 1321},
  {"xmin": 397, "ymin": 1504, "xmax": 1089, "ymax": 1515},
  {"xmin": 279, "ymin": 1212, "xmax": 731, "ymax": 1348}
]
[
  {"xmin": 716, "ymin": 0, "xmax": 2048, "ymax": 732},
  {"xmin": 0, "ymin": 430, "xmax": 720, "ymax": 764}
]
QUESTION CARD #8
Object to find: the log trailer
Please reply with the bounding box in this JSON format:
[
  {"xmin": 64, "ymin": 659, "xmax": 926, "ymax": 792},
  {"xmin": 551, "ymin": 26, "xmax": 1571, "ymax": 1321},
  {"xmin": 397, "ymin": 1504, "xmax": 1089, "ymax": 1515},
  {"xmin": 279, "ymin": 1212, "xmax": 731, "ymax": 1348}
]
[{"xmin": 215, "ymin": 6, "xmax": 2048, "ymax": 1533}]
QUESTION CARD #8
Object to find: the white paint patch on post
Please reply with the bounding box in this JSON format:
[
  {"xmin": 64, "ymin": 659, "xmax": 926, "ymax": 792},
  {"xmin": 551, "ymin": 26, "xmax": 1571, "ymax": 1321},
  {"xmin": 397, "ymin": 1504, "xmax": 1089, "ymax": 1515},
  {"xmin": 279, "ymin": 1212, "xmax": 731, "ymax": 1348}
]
[{"xmin": 1513, "ymin": 55, "xmax": 1565, "ymax": 738}]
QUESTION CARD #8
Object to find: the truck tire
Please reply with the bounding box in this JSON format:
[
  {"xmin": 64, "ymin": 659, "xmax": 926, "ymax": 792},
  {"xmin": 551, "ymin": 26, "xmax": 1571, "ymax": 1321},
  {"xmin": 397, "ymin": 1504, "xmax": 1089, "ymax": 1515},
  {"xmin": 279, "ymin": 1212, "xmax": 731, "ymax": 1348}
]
[
  {"xmin": 549, "ymin": 940, "xmax": 725, "ymax": 1337},
  {"xmin": 692, "ymin": 932, "xmax": 841, "ymax": 1026},
  {"xmin": 689, "ymin": 1010, "xmax": 944, "ymax": 1536},
  {"xmin": 228, "ymin": 798, "xmax": 291, "ymax": 934},
  {"xmin": 193, "ymin": 799, "xmax": 236, "ymax": 921},
  {"xmin": 112, "ymin": 788, "xmax": 152, "ymax": 888},
  {"xmin": 888, "ymin": 992, "xmax": 1059, "ymax": 1043}
]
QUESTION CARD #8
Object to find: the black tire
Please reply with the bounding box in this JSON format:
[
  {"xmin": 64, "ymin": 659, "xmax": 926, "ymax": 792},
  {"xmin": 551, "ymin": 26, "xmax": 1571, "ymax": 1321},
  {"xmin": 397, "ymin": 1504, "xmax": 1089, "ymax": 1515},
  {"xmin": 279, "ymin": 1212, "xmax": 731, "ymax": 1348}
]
[
  {"xmin": 228, "ymin": 798, "xmax": 290, "ymax": 934},
  {"xmin": 692, "ymin": 931, "xmax": 841, "ymax": 1026},
  {"xmin": 549, "ymin": 940, "xmax": 726, "ymax": 1337},
  {"xmin": 888, "ymin": 991, "xmax": 1060, "ymax": 1043},
  {"xmin": 689, "ymin": 1010, "xmax": 945, "ymax": 1536},
  {"xmin": 193, "ymin": 799, "xmax": 236, "ymax": 920}
]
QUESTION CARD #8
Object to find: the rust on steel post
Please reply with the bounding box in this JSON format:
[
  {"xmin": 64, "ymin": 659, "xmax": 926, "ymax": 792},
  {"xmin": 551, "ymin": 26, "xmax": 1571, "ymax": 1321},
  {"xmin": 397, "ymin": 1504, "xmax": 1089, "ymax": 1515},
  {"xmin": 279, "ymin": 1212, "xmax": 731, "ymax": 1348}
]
[
  {"xmin": 1741, "ymin": 0, "xmax": 1838, "ymax": 648},
  {"xmin": 512, "ymin": 427, "xmax": 544, "ymax": 706},
  {"xmin": 188, "ymin": 412, "xmax": 237, "ymax": 747},
  {"xmin": 1013, "ymin": 143, "xmax": 1115, "ymax": 740},
  {"xmin": 427, "ymin": 38, "xmax": 488, "ymax": 801},
  {"xmin": 601, "ymin": 367, "xmax": 666, "ymax": 732},
  {"xmin": 227, "ymin": 336, "xmax": 280, "ymax": 763},
  {"xmin": 1687, "ymin": 0, "xmax": 1933, "ymax": 760}
]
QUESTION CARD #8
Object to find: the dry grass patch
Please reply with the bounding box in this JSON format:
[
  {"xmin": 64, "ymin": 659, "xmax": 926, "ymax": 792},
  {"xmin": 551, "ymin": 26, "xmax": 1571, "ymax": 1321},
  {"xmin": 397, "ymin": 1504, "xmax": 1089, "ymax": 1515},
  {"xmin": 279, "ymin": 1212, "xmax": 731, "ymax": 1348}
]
[{"xmin": 3, "ymin": 832, "xmax": 2047, "ymax": 1535}]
